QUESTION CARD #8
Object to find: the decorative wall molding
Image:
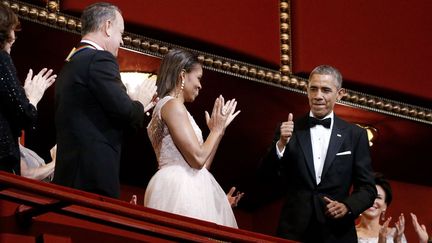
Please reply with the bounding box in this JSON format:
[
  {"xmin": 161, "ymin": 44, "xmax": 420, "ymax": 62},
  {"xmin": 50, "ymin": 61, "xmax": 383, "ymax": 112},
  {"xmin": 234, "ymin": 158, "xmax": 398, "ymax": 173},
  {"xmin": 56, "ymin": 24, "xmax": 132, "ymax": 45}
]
[{"xmin": 4, "ymin": 0, "xmax": 431, "ymax": 125}]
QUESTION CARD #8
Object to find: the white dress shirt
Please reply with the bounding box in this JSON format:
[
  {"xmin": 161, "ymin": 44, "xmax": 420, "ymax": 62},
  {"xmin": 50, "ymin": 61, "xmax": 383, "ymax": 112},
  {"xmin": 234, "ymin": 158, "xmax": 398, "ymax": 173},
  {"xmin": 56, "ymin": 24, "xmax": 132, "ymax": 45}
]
[
  {"xmin": 276, "ymin": 111, "xmax": 334, "ymax": 185},
  {"xmin": 309, "ymin": 112, "xmax": 333, "ymax": 184},
  {"xmin": 81, "ymin": 39, "xmax": 104, "ymax": 50}
]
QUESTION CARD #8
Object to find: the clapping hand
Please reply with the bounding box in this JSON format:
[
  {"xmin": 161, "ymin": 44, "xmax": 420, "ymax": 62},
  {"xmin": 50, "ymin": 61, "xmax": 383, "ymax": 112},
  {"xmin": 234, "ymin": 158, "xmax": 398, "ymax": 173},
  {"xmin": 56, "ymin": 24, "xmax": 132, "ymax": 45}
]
[
  {"xmin": 205, "ymin": 95, "xmax": 240, "ymax": 133},
  {"xmin": 379, "ymin": 217, "xmax": 392, "ymax": 243},
  {"xmin": 221, "ymin": 97, "xmax": 241, "ymax": 128},
  {"xmin": 50, "ymin": 144, "xmax": 57, "ymax": 163},
  {"xmin": 411, "ymin": 213, "xmax": 429, "ymax": 243},
  {"xmin": 129, "ymin": 194, "xmax": 137, "ymax": 205},
  {"xmin": 394, "ymin": 213, "xmax": 405, "ymax": 243},
  {"xmin": 127, "ymin": 78, "xmax": 158, "ymax": 112},
  {"xmin": 24, "ymin": 68, "xmax": 56, "ymax": 107},
  {"xmin": 227, "ymin": 187, "xmax": 244, "ymax": 207}
]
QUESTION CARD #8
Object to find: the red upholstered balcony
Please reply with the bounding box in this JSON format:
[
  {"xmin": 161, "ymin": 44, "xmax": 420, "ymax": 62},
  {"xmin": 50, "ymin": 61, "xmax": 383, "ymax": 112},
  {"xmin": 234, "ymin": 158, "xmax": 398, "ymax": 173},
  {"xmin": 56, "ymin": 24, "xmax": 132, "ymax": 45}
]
[{"xmin": 0, "ymin": 171, "xmax": 294, "ymax": 242}]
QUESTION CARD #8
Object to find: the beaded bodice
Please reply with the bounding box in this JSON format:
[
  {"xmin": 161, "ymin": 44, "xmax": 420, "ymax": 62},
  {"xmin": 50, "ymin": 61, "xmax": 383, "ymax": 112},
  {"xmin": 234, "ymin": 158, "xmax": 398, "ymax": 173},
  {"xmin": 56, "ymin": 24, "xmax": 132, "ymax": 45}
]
[
  {"xmin": 0, "ymin": 50, "xmax": 37, "ymax": 161},
  {"xmin": 147, "ymin": 96, "xmax": 203, "ymax": 169}
]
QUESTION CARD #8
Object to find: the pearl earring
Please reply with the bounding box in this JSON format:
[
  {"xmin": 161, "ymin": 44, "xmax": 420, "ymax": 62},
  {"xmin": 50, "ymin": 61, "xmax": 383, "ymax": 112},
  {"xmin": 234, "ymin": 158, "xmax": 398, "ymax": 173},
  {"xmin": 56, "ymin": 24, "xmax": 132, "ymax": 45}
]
[
  {"xmin": 176, "ymin": 80, "xmax": 185, "ymax": 98},
  {"xmin": 380, "ymin": 210, "xmax": 386, "ymax": 221}
]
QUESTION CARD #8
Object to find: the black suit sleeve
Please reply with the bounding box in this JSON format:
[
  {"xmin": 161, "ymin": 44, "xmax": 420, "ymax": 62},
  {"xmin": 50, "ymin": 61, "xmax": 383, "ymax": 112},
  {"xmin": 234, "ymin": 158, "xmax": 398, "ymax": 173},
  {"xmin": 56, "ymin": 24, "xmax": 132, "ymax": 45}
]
[
  {"xmin": 87, "ymin": 51, "xmax": 144, "ymax": 129},
  {"xmin": 259, "ymin": 123, "xmax": 286, "ymax": 184},
  {"xmin": 342, "ymin": 127, "xmax": 377, "ymax": 216}
]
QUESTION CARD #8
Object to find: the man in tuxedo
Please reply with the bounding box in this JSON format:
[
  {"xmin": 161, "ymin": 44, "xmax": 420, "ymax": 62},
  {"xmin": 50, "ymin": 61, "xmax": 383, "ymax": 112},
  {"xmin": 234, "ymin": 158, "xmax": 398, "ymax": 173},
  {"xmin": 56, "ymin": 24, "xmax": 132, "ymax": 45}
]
[
  {"xmin": 54, "ymin": 3, "xmax": 156, "ymax": 198},
  {"xmin": 261, "ymin": 65, "xmax": 376, "ymax": 242}
]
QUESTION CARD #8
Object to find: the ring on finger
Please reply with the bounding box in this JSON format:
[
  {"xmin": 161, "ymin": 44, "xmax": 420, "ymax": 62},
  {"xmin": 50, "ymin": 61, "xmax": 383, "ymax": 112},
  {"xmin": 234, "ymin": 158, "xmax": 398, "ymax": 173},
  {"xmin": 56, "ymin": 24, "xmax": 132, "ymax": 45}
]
[{"xmin": 221, "ymin": 108, "xmax": 227, "ymax": 115}]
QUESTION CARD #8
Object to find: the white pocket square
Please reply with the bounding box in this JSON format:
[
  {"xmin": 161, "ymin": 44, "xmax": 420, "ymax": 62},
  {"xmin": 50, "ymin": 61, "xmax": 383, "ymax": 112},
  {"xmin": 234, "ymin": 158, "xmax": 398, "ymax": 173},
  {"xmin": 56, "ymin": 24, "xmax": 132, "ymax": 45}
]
[{"xmin": 336, "ymin": 151, "xmax": 351, "ymax": 156}]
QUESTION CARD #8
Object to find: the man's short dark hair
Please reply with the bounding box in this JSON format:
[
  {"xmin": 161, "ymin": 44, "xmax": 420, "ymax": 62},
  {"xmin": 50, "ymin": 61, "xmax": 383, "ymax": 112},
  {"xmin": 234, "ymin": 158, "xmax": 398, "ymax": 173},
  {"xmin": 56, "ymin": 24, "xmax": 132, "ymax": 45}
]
[
  {"xmin": 80, "ymin": 2, "xmax": 121, "ymax": 36},
  {"xmin": 309, "ymin": 65, "xmax": 343, "ymax": 89}
]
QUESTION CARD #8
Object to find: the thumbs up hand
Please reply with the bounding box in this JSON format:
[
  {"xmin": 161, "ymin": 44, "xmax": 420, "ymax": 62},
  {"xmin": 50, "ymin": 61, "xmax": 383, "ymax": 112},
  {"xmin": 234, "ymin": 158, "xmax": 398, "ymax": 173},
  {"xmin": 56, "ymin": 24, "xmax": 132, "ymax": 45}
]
[{"xmin": 277, "ymin": 113, "xmax": 294, "ymax": 151}]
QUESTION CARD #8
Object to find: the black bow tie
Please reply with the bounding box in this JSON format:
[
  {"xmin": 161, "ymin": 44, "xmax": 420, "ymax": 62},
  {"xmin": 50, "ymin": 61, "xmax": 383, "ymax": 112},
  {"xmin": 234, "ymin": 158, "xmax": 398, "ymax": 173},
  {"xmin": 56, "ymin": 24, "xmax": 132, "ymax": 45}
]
[{"xmin": 308, "ymin": 117, "xmax": 331, "ymax": 128}]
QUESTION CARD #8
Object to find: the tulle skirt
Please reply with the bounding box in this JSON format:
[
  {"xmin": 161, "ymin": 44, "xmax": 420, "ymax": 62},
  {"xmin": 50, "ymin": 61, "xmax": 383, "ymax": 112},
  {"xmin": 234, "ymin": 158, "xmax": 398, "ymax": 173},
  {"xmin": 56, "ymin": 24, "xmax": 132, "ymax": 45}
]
[{"xmin": 144, "ymin": 164, "xmax": 238, "ymax": 228}]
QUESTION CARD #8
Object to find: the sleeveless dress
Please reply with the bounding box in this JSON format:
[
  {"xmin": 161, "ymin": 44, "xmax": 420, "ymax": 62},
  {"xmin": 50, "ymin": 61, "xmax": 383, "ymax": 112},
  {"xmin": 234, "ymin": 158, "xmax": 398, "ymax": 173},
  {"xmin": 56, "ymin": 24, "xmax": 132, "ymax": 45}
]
[{"xmin": 144, "ymin": 96, "xmax": 238, "ymax": 228}]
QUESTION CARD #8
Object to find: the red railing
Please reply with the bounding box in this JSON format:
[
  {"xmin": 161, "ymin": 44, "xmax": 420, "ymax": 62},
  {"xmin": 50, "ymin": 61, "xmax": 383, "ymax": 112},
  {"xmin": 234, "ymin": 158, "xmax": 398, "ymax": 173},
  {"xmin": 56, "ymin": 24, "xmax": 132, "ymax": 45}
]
[{"xmin": 0, "ymin": 171, "xmax": 293, "ymax": 242}]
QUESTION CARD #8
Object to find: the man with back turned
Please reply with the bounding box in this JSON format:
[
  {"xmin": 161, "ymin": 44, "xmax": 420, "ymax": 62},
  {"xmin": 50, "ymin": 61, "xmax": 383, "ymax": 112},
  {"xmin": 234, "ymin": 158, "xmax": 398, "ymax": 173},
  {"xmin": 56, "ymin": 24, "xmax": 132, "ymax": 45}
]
[{"xmin": 54, "ymin": 2, "xmax": 156, "ymax": 198}]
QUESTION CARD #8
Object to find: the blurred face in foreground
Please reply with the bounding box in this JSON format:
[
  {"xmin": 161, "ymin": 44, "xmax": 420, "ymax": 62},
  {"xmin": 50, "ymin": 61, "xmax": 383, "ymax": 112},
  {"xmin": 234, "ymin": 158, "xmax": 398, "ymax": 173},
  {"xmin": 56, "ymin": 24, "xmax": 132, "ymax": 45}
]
[{"xmin": 362, "ymin": 185, "xmax": 387, "ymax": 219}]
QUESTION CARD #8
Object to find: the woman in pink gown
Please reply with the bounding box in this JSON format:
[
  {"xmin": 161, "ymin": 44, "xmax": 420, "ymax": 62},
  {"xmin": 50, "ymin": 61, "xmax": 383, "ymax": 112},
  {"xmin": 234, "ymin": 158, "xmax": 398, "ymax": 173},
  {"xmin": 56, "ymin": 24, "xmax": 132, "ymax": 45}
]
[{"xmin": 144, "ymin": 49, "xmax": 240, "ymax": 228}]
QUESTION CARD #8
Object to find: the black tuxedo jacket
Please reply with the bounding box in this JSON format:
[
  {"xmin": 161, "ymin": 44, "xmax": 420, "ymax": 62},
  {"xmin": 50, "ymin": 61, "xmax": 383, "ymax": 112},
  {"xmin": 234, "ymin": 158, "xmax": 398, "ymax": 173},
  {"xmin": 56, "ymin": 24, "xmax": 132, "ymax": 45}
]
[
  {"xmin": 261, "ymin": 114, "xmax": 376, "ymax": 242},
  {"xmin": 54, "ymin": 44, "xmax": 145, "ymax": 198}
]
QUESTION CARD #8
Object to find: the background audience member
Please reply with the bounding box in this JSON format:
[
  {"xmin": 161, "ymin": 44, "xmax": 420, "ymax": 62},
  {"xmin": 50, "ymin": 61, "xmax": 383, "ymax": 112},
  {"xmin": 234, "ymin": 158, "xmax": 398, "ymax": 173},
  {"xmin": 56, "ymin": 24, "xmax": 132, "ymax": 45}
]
[
  {"xmin": 0, "ymin": 4, "xmax": 56, "ymax": 175},
  {"xmin": 356, "ymin": 173, "xmax": 407, "ymax": 243}
]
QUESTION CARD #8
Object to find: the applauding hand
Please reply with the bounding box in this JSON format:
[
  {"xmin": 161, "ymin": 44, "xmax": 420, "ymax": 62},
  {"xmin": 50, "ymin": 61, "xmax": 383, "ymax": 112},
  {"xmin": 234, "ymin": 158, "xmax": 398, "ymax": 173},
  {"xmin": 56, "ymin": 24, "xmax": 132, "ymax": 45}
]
[
  {"xmin": 411, "ymin": 213, "xmax": 429, "ymax": 243},
  {"xmin": 128, "ymin": 78, "xmax": 158, "ymax": 112},
  {"xmin": 205, "ymin": 95, "xmax": 240, "ymax": 134},
  {"xmin": 221, "ymin": 97, "xmax": 241, "ymax": 128},
  {"xmin": 227, "ymin": 187, "xmax": 244, "ymax": 207},
  {"xmin": 24, "ymin": 68, "xmax": 56, "ymax": 107}
]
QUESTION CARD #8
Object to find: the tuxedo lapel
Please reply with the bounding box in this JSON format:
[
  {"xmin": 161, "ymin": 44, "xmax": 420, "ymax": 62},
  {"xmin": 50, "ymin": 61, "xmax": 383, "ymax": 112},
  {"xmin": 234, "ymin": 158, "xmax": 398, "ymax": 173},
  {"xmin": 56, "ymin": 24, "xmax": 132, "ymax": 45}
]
[
  {"xmin": 297, "ymin": 117, "xmax": 317, "ymax": 185},
  {"xmin": 321, "ymin": 116, "xmax": 345, "ymax": 179}
]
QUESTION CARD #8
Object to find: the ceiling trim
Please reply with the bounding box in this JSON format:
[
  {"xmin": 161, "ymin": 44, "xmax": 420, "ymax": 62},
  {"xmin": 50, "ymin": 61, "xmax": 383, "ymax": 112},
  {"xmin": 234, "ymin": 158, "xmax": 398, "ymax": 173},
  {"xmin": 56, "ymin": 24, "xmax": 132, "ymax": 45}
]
[{"xmin": 5, "ymin": 0, "xmax": 431, "ymax": 125}]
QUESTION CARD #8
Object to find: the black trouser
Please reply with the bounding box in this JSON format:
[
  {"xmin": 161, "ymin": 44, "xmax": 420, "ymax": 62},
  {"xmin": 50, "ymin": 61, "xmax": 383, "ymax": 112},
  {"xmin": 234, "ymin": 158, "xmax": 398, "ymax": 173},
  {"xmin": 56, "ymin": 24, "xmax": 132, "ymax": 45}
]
[{"xmin": 302, "ymin": 216, "xmax": 357, "ymax": 243}]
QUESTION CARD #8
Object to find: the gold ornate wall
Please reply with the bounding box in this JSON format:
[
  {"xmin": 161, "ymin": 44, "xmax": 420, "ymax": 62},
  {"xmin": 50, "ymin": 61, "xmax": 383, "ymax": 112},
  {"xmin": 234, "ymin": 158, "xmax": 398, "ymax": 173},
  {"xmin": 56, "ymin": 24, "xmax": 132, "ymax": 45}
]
[{"xmin": 4, "ymin": 0, "xmax": 431, "ymax": 125}]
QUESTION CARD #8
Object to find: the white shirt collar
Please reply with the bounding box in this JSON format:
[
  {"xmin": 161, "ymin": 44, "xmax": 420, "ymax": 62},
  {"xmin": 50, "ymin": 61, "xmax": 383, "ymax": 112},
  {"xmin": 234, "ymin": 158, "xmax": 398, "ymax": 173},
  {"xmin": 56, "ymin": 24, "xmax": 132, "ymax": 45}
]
[
  {"xmin": 309, "ymin": 111, "xmax": 334, "ymax": 120},
  {"xmin": 81, "ymin": 39, "xmax": 104, "ymax": 51}
]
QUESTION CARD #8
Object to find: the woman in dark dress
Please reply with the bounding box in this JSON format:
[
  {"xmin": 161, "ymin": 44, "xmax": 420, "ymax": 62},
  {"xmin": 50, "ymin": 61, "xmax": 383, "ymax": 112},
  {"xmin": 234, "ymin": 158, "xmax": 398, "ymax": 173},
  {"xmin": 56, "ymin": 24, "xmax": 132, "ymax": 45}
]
[{"xmin": 0, "ymin": 4, "xmax": 56, "ymax": 174}]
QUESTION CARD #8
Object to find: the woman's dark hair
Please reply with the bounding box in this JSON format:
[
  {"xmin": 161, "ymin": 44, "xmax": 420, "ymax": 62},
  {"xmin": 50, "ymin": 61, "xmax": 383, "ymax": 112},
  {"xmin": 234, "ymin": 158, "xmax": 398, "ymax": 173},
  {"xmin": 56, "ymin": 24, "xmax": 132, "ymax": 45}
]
[
  {"xmin": 156, "ymin": 49, "xmax": 200, "ymax": 98},
  {"xmin": 0, "ymin": 5, "xmax": 20, "ymax": 50},
  {"xmin": 375, "ymin": 172, "xmax": 393, "ymax": 206}
]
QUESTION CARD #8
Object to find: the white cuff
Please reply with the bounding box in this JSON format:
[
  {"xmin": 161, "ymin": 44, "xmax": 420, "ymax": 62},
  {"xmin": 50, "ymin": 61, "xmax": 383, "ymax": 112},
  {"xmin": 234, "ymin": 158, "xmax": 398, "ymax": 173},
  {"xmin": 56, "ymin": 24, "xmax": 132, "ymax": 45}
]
[{"xmin": 276, "ymin": 141, "xmax": 285, "ymax": 158}]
